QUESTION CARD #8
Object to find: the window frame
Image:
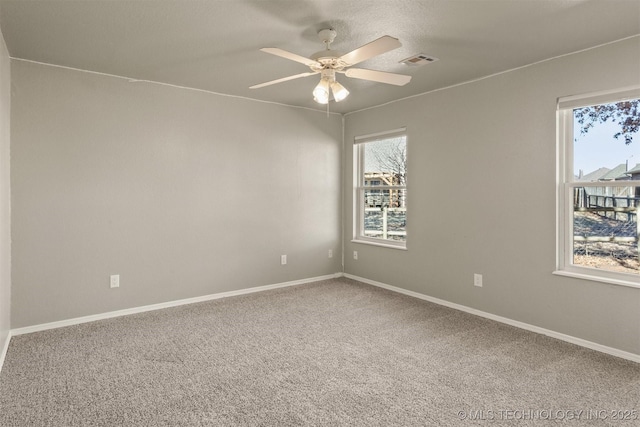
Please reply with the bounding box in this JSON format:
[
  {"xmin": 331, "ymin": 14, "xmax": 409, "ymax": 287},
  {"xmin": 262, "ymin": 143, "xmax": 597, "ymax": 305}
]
[
  {"xmin": 353, "ymin": 128, "xmax": 408, "ymax": 250},
  {"xmin": 555, "ymin": 86, "xmax": 640, "ymax": 288}
]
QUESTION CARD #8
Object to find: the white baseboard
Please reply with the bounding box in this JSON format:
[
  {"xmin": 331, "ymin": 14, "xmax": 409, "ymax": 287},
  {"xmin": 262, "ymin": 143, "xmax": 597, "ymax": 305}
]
[
  {"xmin": 10, "ymin": 273, "xmax": 342, "ymax": 337},
  {"xmin": 6, "ymin": 272, "xmax": 638, "ymax": 370},
  {"xmin": 0, "ymin": 330, "xmax": 11, "ymax": 375},
  {"xmin": 343, "ymin": 273, "xmax": 640, "ymax": 364}
]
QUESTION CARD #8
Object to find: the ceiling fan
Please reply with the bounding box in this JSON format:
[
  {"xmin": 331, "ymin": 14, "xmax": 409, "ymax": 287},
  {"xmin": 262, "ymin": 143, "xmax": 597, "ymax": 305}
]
[{"xmin": 250, "ymin": 29, "xmax": 411, "ymax": 104}]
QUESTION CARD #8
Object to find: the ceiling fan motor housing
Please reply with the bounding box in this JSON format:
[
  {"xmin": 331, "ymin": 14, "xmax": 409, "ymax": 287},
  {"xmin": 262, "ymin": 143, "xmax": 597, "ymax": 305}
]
[
  {"xmin": 309, "ymin": 28, "xmax": 348, "ymax": 70},
  {"xmin": 310, "ymin": 50, "xmax": 346, "ymax": 69}
]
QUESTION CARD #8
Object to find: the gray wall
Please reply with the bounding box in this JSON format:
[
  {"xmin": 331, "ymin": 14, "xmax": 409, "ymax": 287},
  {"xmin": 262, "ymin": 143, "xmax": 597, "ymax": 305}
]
[
  {"xmin": 0, "ymin": 28, "xmax": 10, "ymax": 349},
  {"xmin": 7, "ymin": 34, "xmax": 640, "ymax": 357},
  {"xmin": 11, "ymin": 60, "xmax": 342, "ymax": 328},
  {"xmin": 344, "ymin": 37, "xmax": 640, "ymax": 355}
]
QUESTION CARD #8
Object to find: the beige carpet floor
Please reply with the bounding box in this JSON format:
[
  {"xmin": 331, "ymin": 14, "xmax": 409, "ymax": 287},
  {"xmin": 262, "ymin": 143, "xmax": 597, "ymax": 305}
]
[{"xmin": 0, "ymin": 277, "xmax": 638, "ymax": 426}]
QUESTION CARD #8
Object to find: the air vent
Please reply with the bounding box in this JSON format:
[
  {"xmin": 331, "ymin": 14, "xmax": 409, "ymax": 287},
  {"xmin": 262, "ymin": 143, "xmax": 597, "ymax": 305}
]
[{"xmin": 400, "ymin": 54, "xmax": 439, "ymax": 66}]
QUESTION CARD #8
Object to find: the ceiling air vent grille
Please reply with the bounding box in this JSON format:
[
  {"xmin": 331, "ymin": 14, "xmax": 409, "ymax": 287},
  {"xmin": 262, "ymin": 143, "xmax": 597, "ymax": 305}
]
[{"xmin": 400, "ymin": 54, "xmax": 439, "ymax": 66}]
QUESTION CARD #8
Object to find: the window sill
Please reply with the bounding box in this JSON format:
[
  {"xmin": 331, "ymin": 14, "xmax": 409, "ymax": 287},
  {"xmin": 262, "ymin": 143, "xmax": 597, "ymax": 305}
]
[
  {"xmin": 553, "ymin": 270, "xmax": 640, "ymax": 289},
  {"xmin": 351, "ymin": 239, "xmax": 407, "ymax": 251}
]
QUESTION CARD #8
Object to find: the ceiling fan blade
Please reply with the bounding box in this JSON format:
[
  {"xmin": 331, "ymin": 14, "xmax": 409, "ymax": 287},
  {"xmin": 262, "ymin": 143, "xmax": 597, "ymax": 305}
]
[
  {"xmin": 339, "ymin": 36, "xmax": 402, "ymax": 66},
  {"xmin": 250, "ymin": 72, "xmax": 318, "ymax": 89},
  {"xmin": 345, "ymin": 68, "xmax": 411, "ymax": 86},
  {"xmin": 260, "ymin": 48, "xmax": 320, "ymax": 67}
]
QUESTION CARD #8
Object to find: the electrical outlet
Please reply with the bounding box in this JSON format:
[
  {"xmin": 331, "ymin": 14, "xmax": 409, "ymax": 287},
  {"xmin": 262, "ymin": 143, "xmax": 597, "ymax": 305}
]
[
  {"xmin": 328, "ymin": 249, "xmax": 333, "ymax": 258},
  {"xmin": 353, "ymin": 251, "xmax": 358, "ymax": 260},
  {"xmin": 474, "ymin": 273, "xmax": 483, "ymax": 287},
  {"xmin": 281, "ymin": 255, "xmax": 287, "ymax": 265},
  {"xmin": 110, "ymin": 274, "xmax": 120, "ymax": 288}
]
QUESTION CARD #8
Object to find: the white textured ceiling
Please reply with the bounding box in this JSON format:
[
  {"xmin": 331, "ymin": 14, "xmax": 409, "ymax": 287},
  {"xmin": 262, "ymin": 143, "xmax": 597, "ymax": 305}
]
[{"xmin": 1, "ymin": 0, "xmax": 639, "ymax": 114}]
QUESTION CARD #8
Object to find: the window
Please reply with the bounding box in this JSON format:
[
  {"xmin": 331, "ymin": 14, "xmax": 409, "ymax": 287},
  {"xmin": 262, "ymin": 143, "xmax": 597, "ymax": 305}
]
[
  {"xmin": 556, "ymin": 87, "xmax": 640, "ymax": 287},
  {"xmin": 354, "ymin": 129, "xmax": 407, "ymax": 249}
]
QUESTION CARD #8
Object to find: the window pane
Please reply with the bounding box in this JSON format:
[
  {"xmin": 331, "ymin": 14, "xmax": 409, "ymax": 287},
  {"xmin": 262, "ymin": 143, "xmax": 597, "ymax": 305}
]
[
  {"xmin": 570, "ymin": 99, "xmax": 639, "ymax": 275},
  {"xmin": 572, "ymin": 185, "xmax": 639, "ymax": 274},
  {"xmin": 573, "ymin": 100, "xmax": 639, "ymax": 181},
  {"xmin": 363, "ymin": 137, "xmax": 407, "ymax": 185},
  {"xmin": 363, "ymin": 189, "xmax": 406, "ymax": 242}
]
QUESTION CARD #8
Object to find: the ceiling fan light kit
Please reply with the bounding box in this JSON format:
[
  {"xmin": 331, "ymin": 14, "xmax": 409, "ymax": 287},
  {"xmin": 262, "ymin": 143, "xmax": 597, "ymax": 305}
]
[
  {"xmin": 313, "ymin": 68, "xmax": 349, "ymax": 104},
  {"xmin": 313, "ymin": 77, "xmax": 330, "ymax": 104},
  {"xmin": 250, "ymin": 28, "xmax": 412, "ymax": 105},
  {"xmin": 330, "ymin": 80, "xmax": 349, "ymax": 102}
]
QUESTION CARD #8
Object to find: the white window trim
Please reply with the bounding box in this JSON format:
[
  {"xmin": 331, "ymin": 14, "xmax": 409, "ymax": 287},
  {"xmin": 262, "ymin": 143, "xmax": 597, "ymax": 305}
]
[
  {"xmin": 353, "ymin": 128, "xmax": 408, "ymax": 250},
  {"xmin": 555, "ymin": 86, "xmax": 640, "ymax": 289}
]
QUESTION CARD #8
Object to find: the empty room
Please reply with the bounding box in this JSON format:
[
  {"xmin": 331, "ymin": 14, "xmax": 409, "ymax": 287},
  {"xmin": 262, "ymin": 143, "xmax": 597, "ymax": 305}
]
[{"xmin": 0, "ymin": 1, "xmax": 639, "ymax": 425}]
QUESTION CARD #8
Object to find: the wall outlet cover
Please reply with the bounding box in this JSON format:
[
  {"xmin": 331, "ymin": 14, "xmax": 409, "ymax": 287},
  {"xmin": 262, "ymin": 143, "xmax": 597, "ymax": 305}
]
[
  {"xmin": 110, "ymin": 274, "xmax": 120, "ymax": 288},
  {"xmin": 474, "ymin": 273, "xmax": 483, "ymax": 287}
]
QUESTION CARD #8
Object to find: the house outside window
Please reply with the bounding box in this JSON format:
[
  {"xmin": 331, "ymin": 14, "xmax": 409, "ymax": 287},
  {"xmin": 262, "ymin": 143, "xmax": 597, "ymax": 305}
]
[
  {"xmin": 354, "ymin": 129, "xmax": 407, "ymax": 249},
  {"xmin": 556, "ymin": 87, "xmax": 640, "ymax": 288}
]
